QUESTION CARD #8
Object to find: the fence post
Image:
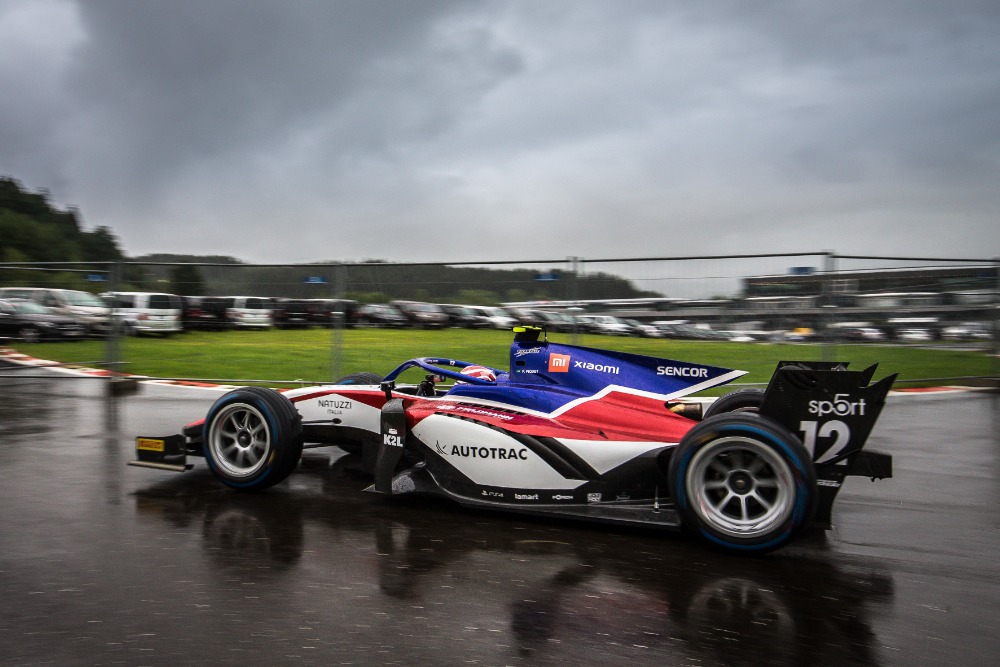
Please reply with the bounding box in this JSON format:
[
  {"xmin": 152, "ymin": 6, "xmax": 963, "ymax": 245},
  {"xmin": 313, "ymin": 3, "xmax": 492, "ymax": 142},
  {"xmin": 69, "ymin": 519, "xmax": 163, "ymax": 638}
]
[
  {"xmin": 104, "ymin": 261, "xmax": 122, "ymax": 376},
  {"xmin": 331, "ymin": 262, "xmax": 346, "ymax": 382},
  {"xmin": 569, "ymin": 256, "xmax": 581, "ymax": 345},
  {"xmin": 994, "ymin": 257, "xmax": 999, "ymax": 387},
  {"xmin": 103, "ymin": 260, "xmax": 122, "ymax": 431},
  {"xmin": 821, "ymin": 252, "xmax": 837, "ymax": 363}
]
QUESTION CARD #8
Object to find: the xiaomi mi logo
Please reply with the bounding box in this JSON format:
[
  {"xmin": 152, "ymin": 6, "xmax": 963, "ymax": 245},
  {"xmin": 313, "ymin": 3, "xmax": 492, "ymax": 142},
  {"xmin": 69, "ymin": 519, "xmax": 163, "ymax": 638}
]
[{"xmin": 548, "ymin": 353, "xmax": 571, "ymax": 372}]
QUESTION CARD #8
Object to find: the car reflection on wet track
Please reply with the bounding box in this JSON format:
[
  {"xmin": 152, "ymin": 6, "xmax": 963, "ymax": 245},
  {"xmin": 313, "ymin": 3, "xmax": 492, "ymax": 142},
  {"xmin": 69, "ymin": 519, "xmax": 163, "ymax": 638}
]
[{"xmin": 132, "ymin": 461, "xmax": 893, "ymax": 666}]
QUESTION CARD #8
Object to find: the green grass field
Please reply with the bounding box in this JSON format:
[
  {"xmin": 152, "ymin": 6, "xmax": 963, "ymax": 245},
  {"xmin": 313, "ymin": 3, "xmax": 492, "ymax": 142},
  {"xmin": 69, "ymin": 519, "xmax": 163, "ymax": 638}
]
[{"xmin": 7, "ymin": 328, "xmax": 995, "ymax": 393}]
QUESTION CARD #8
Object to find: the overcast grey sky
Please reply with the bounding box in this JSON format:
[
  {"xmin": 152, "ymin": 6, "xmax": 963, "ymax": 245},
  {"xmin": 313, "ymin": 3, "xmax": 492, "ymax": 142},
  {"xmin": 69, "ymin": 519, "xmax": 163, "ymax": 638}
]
[{"xmin": 2, "ymin": 0, "xmax": 998, "ymax": 264}]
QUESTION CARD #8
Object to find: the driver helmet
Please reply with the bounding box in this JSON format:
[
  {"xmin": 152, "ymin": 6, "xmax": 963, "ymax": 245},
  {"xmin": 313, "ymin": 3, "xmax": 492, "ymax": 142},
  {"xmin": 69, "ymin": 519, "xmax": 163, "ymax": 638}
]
[{"xmin": 459, "ymin": 365, "xmax": 496, "ymax": 383}]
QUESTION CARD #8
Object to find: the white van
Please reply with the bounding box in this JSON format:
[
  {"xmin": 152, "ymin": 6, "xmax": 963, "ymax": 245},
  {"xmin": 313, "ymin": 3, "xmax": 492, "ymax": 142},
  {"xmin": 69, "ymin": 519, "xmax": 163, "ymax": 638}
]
[
  {"xmin": 0, "ymin": 287, "xmax": 112, "ymax": 335},
  {"xmin": 468, "ymin": 305, "xmax": 517, "ymax": 330},
  {"xmin": 103, "ymin": 292, "xmax": 183, "ymax": 335},
  {"xmin": 219, "ymin": 296, "xmax": 274, "ymax": 329}
]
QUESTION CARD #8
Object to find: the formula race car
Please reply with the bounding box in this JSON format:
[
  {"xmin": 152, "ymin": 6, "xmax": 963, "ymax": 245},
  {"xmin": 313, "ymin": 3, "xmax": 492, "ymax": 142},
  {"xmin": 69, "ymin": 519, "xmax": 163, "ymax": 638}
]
[{"xmin": 132, "ymin": 327, "xmax": 895, "ymax": 552}]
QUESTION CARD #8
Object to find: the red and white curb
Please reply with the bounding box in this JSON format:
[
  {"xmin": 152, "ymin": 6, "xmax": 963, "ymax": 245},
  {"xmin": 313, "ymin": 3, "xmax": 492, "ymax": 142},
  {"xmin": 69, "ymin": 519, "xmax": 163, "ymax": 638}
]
[{"xmin": 0, "ymin": 347, "xmax": 240, "ymax": 392}]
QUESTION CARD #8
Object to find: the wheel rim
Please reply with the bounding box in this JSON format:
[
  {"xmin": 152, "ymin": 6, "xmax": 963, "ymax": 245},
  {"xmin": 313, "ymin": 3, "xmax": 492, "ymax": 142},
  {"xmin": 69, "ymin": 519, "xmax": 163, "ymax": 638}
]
[
  {"xmin": 207, "ymin": 402, "xmax": 272, "ymax": 479},
  {"xmin": 686, "ymin": 435, "xmax": 796, "ymax": 539},
  {"xmin": 20, "ymin": 327, "xmax": 40, "ymax": 343}
]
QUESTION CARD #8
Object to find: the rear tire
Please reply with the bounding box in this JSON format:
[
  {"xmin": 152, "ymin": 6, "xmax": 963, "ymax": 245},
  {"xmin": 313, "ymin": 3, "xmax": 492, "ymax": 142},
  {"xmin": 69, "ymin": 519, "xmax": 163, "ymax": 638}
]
[
  {"xmin": 335, "ymin": 372, "xmax": 383, "ymax": 385},
  {"xmin": 702, "ymin": 387, "xmax": 765, "ymax": 420},
  {"xmin": 202, "ymin": 387, "xmax": 303, "ymax": 490},
  {"xmin": 669, "ymin": 413, "xmax": 816, "ymax": 552}
]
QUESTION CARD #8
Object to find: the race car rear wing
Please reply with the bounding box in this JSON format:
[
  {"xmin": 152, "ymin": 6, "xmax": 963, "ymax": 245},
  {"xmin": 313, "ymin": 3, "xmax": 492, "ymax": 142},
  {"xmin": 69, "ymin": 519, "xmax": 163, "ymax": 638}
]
[{"xmin": 759, "ymin": 361, "xmax": 897, "ymax": 527}]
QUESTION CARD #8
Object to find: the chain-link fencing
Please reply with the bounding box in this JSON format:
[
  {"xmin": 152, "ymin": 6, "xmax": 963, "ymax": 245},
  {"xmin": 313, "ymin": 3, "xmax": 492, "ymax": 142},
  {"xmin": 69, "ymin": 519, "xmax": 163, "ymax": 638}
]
[{"xmin": 0, "ymin": 252, "xmax": 996, "ymax": 388}]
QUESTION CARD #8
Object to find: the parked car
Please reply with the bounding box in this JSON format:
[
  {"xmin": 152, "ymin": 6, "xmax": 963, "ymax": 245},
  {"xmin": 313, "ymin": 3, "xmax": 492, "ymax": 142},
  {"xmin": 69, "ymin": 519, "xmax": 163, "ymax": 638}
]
[
  {"xmin": 577, "ymin": 314, "xmax": 632, "ymax": 336},
  {"xmin": 468, "ymin": 306, "xmax": 517, "ymax": 330},
  {"xmin": 783, "ymin": 327, "xmax": 815, "ymax": 342},
  {"xmin": 273, "ymin": 299, "xmax": 316, "ymax": 329},
  {"xmin": 502, "ymin": 307, "xmax": 552, "ymax": 331},
  {"xmin": 439, "ymin": 304, "xmax": 485, "ymax": 328},
  {"xmin": 896, "ymin": 328, "xmax": 933, "ymax": 342},
  {"xmin": 392, "ymin": 301, "xmax": 449, "ymax": 329},
  {"xmin": 941, "ymin": 323, "xmax": 992, "ymax": 341},
  {"xmin": 308, "ymin": 299, "xmax": 358, "ymax": 328},
  {"xmin": 0, "ymin": 287, "xmax": 112, "ymax": 336},
  {"xmin": 219, "ymin": 296, "xmax": 274, "ymax": 329},
  {"xmin": 624, "ymin": 319, "xmax": 663, "ymax": 338},
  {"xmin": 502, "ymin": 306, "xmax": 545, "ymax": 328},
  {"xmin": 0, "ymin": 297, "xmax": 86, "ymax": 342},
  {"xmin": 536, "ymin": 310, "xmax": 579, "ymax": 333},
  {"xmin": 351, "ymin": 303, "xmax": 408, "ymax": 328},
  {"xmin": 103, "ymin": 291, "xmax": 183, "ymax": 336},
  {"xmin": 653, "ymin": 322, "xmax": 726, "ymax": 340},
  {"xmin": 838, "ymin": 327, "xmax": 887, "ymax": 342},
  {"xmin": 179, "ymin": 296, "xmax": 231, "ymax": 331}
]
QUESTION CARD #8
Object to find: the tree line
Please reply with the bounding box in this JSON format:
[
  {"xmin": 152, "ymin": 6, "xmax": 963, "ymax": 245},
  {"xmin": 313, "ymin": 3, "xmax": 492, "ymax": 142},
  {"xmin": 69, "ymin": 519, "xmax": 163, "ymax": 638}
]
[
  {"xmin": 1, "ymin": 176, "xmax": 659, "ymax": 304},
  {"xmin": 0, "ymin": 177, "xmax": 127, "ymax": 291},
  {"xmin": 130, "ymin": 256, "xmax": 659, "ymax": 305}
]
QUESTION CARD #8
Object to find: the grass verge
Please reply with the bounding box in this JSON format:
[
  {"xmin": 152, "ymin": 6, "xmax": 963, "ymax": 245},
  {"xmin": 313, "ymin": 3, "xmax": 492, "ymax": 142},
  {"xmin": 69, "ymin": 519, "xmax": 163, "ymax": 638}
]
[{"xmin": 7, "ymin": 328, "xmax": 995, "ymax": 394}]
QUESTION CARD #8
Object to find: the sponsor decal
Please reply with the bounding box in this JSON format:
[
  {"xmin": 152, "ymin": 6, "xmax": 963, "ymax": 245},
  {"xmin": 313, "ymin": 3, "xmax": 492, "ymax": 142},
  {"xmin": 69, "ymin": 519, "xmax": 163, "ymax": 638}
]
[
  {"xmin": 318, "ymin": 399, "xmax": 352, "ymax": 409},
  {"xmin": 573, "ymin": 360, "xmax": 619, "ymax": 374},
  {"xmin": 551, "ymin": 494, "xmax": 574, "ymax": 501},
  {"xmin": 816, "ymin": 479, "xmax": 843, "ymax": 488},
  {"xmin": 383, "ymin": 427, "xmax": 403, "ymax": 447},
  {"xmin": 319, "ymin": 398, "xmax": 352, "ymax": 415},
  {"xmin": 439, "ymin": 444, "xmax": 529, "ymax": 460},
  {"xmin": 548, "ymin": 353, "xmax": 571, "ymax": 372},
  {"xmin": 587, "ymin": 493, "xmax": 602, "ymax": 503},
  {"xmin": 515, "ymin": 347, "xmax": 543, "ymax": 357},
  {"xmin": 136, "ymin": 437, "xmax": 165, "ymax": 452},
  {"xmin": 514, "ymin": 493, "xmax": 539, "ymax": 501},
  {"xmin": 481, "ymin": 489, "xmax": 504, "ymax": 498},
  {"xmin": 438, "ymin": 403, "xmax": 514, "ymax": 421},
  {"xmin": 657, "ymin": 366, "xmax": 709, "ymax": 378},
  {"xmin": 808, "ymin": 394, "xmax": 867, "ymax": 417}
]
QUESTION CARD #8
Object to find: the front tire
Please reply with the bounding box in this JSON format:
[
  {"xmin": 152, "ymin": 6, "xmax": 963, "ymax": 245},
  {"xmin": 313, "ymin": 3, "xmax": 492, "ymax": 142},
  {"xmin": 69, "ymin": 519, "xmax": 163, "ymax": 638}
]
[
  {"xmin": 669, "ymin": 413, "xmax": 816, "ymax": 552},
  {"xmin": 202, "ymin": 387, "xmax": 303, "ymax": 490}
]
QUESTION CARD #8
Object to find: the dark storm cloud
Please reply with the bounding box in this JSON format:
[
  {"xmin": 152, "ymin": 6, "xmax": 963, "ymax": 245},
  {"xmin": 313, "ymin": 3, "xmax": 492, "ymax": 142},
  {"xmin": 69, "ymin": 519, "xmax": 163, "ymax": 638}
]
[
  {"xmin": 0, "ymin": 0, "xmax": 997, "ymax": 262},
  {"xmin": 67, "ymin": 1, "xmax": 505, "ymax": 199}
]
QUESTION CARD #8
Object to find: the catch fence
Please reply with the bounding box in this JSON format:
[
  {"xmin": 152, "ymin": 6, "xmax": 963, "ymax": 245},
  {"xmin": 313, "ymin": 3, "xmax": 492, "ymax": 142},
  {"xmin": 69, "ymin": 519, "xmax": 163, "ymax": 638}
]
[{"xmin": 0, "ymin": 252, "xmax": 997, "ymax": 389}]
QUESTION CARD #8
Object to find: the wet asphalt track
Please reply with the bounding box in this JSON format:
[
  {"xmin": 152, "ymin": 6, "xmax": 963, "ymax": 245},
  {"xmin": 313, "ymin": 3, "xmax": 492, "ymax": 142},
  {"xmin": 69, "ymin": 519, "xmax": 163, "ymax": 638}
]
[{"xmin": 1, "ymin": 369, "xmax": 998, "ymax": 667}]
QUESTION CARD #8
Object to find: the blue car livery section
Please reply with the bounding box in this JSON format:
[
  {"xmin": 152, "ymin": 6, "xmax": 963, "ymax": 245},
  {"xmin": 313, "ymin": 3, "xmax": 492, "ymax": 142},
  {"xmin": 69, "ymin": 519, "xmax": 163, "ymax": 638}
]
[{"xmin": 509, "ymin": 340, "xmax": 744, "ymax": 396}]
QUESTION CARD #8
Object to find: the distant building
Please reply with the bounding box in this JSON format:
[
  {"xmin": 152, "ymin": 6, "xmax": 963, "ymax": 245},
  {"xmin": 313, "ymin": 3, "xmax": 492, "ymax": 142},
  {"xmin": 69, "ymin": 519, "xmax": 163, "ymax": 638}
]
[{"xmin": 743, "ymin": 265, "xmax": 997, "ymax": 299}]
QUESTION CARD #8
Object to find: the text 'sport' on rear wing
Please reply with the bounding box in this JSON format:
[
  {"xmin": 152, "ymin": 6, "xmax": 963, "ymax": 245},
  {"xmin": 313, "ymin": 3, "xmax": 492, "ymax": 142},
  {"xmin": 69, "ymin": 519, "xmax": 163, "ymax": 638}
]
[{"xmin": 759, "ymin": 361, "xmax": 897, "ymax": 527}]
